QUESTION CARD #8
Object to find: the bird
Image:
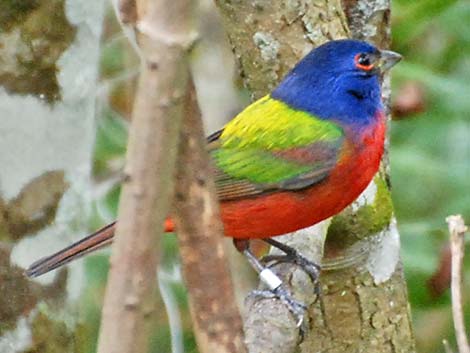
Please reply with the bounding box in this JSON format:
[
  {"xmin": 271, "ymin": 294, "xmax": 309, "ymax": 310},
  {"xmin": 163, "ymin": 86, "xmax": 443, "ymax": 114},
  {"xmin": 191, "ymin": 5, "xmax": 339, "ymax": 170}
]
[{"xmin": 26, "ymin": 39, "xmax": 401, "ymax": 281}]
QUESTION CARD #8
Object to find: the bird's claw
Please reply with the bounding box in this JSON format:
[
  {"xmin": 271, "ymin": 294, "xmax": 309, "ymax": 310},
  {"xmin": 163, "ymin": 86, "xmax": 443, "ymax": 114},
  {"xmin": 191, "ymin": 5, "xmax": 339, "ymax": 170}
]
[
  {"xmin": 241, "ymin": 242, "xmax": 314, "ymax": 339},
  {"xmin": 248, "ymin": 286, "xmax": 308, "ymax": 337},
  {"xmin": 262, "ymin": 250, "xmax": 322, "ymax": 296}
]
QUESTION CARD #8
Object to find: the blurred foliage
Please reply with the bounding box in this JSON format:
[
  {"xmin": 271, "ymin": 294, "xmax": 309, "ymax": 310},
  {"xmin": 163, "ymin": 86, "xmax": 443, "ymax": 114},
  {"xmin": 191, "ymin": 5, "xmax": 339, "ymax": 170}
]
[
  {"xmin": 77, "ymin": 1, "xmax": 470, "ymax": 352},
  {"xmin": 391, "ymin": 1, "xmax": 470, "ymax": 352}
]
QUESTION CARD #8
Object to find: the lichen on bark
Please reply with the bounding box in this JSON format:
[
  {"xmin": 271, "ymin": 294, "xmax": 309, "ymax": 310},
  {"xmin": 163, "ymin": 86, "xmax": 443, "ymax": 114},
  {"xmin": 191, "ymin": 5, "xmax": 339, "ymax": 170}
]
[
  {"xmin": 25, "ymin": 313, "xmax": 73, "ymax": 353},
  {"xmin": 214, "ymin": 0, "xmax": 349, "ymax": 99},
  {"xmin": 0, "ymin": 0, "xmax": 40, "ymax": 31},
  {"xmin": 306, "ymin": 262, "xmax": 415, "ymax": 353},
  {"xmin": 0, "ymin": 171, "xmax": 69, "ymax": 242},
  {"xmin": 0, "ymin": 0, "xmax": 77, "ymax": 103},
  {"xmin": 0, "ymin": 246, "xmax": 67, "ymax": 336},
  {"xmin": 0, "ymin": 0, "xmax": 104, "ymax": 352}
]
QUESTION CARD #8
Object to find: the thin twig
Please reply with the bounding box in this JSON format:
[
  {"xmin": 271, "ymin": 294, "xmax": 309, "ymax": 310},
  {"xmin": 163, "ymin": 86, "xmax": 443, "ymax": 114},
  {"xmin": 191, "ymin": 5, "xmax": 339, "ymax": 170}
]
[{"xmin": 447, "ymin": 214, "xmax": 470, "ymax": 353}]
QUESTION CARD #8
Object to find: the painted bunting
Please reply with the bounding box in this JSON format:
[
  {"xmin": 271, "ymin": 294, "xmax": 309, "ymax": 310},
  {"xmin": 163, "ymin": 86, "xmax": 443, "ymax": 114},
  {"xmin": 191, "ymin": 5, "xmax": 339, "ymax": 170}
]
[{"xmin": 26, "ymin": 39, "xmax": 401, "ymax": 278}]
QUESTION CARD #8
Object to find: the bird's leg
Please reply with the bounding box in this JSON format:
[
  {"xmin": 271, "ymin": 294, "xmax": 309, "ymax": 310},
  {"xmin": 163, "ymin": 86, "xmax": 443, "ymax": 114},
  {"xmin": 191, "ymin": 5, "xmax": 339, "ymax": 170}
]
[
  {"xmin": 262, "ymin": 238, "xmax": 321, "ymax": 295},
  {"xmin": 233, "ymin": 239, "xmax": 307, "ymax": 330}
]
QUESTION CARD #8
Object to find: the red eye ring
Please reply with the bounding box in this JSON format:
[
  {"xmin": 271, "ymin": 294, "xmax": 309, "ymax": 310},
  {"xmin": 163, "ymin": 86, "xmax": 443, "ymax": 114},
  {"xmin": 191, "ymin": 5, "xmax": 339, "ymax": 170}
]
[{"xmin": 354, "ymin": 53, "xmax": 374, "ymax": 71}]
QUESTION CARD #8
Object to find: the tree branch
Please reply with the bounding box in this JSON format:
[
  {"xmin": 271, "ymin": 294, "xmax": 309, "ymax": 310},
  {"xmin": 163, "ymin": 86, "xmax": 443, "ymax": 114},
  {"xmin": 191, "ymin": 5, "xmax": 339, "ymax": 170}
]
[
  {"xmin": 447, "ymin": 215, "xmax": 470, "ymax": 353},
  {"xmin": 172, "ymin": 80, "xmax": 246, "ymax": 353},
  {"xmin": 96, "ymin": 0, "xmax": 193, "ymax": 352},
  {"xmin": 244, "ymin": 223, "xmax": 329, "ymax": 353}
]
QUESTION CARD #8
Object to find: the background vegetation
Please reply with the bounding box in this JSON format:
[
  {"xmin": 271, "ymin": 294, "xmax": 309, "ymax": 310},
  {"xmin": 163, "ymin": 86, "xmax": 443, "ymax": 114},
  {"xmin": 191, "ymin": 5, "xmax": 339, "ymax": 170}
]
[
  {"xmin": 391, "ymin": 1, "xmax": 470, "ymax": 351},
  {"xmin": 78, "ymin": 1, "xmax": 470, "ymax": 352}
]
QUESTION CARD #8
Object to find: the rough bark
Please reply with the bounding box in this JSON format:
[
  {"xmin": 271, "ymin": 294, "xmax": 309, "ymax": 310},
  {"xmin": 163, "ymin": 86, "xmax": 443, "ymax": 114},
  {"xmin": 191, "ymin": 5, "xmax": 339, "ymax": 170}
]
[
  {"xmin": 307, "ymin": 2, "xmax": 415, "ymax": 351},
  {"xmin": 0, "ymin": 0, "xmax": 103, "ymax": 351},
  {"xmin": 96, "ymin": 0, "xmax": 194, "ymax": 352},
  {"xmin": 172, "ymin": 80, "xmax": 246, "ymax": 353},
  {"xmin": 214, "ymin": 0, "xmax": 349, "ymax": 100},
  {"xmin": 215, "ymin": 1, "xmax": 416, "ymax": 352}
]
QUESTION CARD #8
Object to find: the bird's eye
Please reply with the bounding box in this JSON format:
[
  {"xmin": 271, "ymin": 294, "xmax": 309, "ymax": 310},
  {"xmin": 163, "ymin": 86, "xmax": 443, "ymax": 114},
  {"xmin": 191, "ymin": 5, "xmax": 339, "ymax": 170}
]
[{"xmin": 354, "ymin": 53, "xmax": 374, "ymax": 71}]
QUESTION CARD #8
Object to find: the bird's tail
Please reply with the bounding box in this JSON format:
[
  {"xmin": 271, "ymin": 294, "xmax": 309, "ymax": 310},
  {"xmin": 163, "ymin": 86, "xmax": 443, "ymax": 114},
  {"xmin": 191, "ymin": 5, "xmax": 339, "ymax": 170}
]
[
  {"xmin": 25, "ymin": 222, "xmax": 116, "ymax": 278},
  {"xmin": 25, "ymin": 219, "xmax": 175, "ymax": 278}
]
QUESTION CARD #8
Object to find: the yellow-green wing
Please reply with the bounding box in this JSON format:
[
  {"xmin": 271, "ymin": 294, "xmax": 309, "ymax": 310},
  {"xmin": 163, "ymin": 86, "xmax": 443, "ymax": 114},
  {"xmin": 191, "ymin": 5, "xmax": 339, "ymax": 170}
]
[{"xmin": 208, "ymin": 95, "xmax": 345, "ymax": 201}]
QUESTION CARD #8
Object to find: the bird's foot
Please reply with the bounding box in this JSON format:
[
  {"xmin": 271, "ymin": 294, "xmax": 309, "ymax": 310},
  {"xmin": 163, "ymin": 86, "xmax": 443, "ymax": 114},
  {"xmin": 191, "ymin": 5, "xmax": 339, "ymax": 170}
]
[
  {"xmin": 236, "ymin": 240, "xmax": 311, "ymax": 339},
  {"xmin": 262, "ymin": 253, "xmax": 321, "ymax": 295},
  {"xmin": 262, "ymin": 238, "xmax": 322, "ymax": 296},
  {"xmin": 248, "ymin": 286, "xmax": 308, "ymax": 338}
]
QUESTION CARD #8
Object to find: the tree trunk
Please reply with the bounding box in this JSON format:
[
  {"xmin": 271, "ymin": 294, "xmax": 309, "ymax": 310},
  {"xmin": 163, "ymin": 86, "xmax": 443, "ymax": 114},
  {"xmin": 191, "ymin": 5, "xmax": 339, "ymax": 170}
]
[
  {"xmin": 0, "ymin": 0, "xmax": 104, "ymax": 352},
  {"xmin": 215, "ymin": 0, "xmax": 416, "ymax": 352}
]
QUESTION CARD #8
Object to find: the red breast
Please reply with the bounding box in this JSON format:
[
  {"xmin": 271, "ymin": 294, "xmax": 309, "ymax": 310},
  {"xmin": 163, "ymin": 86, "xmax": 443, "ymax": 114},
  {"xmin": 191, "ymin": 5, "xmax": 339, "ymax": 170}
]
[{"xmin": 217, "ymin": 112, "xmax": 386, "ymax": 239}]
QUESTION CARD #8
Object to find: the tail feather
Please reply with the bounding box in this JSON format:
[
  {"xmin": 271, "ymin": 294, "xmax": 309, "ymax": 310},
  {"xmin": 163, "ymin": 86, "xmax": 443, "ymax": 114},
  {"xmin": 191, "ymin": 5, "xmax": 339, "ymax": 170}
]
[
  {"xmin": 25, "ymin": 218, "xmax": 175, "ymax": 278},
  {"xmin": 25, "ymin": 222, "xmax": 116, "ymax": 278}
]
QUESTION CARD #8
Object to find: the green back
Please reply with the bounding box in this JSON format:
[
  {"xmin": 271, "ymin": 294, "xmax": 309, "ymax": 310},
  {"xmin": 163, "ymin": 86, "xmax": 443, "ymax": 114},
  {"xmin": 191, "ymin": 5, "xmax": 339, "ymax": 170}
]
[{"xmin": 209, "ymin": 95, "xmax": 345, "ymax": 200}]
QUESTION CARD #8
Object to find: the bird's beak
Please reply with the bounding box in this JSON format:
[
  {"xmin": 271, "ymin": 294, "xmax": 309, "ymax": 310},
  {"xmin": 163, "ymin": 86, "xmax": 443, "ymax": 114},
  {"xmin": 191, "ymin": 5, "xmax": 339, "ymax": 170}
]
[{"xmin": 378, "ymin": 49, "xmax": 402, "ymax": 72}]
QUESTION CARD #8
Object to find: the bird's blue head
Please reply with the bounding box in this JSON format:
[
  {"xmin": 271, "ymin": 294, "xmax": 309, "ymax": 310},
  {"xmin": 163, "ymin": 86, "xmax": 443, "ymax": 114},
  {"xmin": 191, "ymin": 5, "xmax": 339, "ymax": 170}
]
[{"xmin": 271, "ymin": 39, "xmax": 401, "ymax": 127}]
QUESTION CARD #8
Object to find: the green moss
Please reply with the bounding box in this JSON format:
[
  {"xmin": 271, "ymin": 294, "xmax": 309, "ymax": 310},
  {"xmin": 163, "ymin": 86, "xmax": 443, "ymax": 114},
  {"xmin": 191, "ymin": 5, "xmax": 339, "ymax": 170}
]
[{"xmin": 326, "ymin": 176, "xmax": 394, "ymax": 248}]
